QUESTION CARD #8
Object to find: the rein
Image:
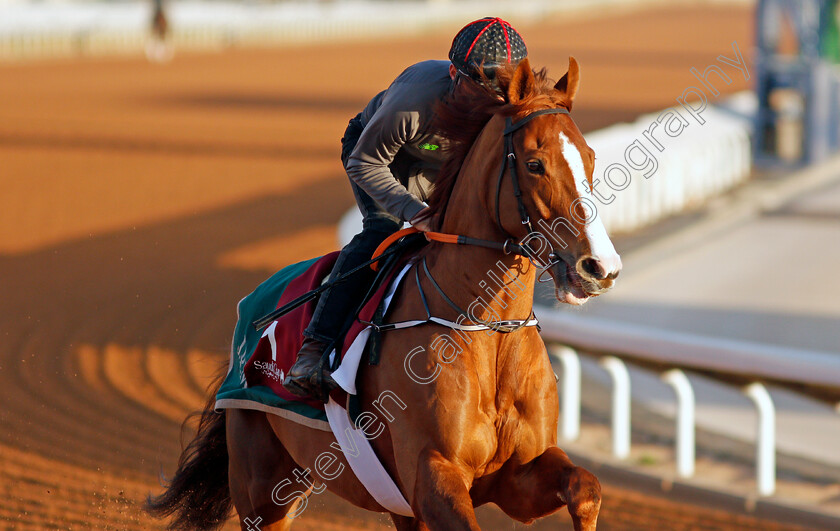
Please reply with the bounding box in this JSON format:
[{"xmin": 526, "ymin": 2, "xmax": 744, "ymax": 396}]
[
  {"xmin": 371, "ymin": 106, "xmax": 571, "ymax": 269},
  {"xmin": 252, "ymin": 108, "xmax": 573, "ymax": 333},
  {"xmin": 370, "ymin": 227, "xmax": 523, "ymax": 271}
]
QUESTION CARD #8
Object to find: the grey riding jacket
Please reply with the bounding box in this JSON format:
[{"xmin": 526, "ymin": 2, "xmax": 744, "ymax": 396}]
[{"xmin": 345, "ymin": 60, "xmax": 453, "ymax": 222}]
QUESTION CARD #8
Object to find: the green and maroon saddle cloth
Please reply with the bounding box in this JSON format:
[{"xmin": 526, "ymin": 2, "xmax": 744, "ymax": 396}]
[
  {"xmin": 214, "ymin": 248, "xmax": 410, "ymax": 430},
  {"xmin": 215, "ymin": 253, "xmax": 338, "ymax": 429}
]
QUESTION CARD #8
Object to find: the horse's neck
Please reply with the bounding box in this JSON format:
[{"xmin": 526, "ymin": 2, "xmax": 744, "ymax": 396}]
[{"xmin": 425, "ymin": 118, "xmax": 536, "ymax": 323}]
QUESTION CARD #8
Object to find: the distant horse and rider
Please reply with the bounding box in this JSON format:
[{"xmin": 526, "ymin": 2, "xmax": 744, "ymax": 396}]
[
  {"xmin": 147, "ymin": 17, "xmax": 620, "ymax": 531},
  {"xmin": 146, "ymin": 0, "xmax": 173, "ymax": 63}
]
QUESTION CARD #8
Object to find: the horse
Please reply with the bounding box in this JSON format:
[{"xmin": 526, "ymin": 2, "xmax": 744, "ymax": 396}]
[
  {"xmin": 146, "ymin": 56, "xmax": 622, "ymax": 531},
  {"xmin": 145, "ymin": 0, "xmax": 172, "ymax": 63},
  {"xmin": 150, "ymin": 0, "xmax": 168, "ymax": 41}
]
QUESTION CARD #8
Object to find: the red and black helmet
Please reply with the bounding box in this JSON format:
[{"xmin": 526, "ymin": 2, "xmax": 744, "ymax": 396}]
[{"xmin": 449, "ymin": 17, "xmax": 528, "ymax": 84}]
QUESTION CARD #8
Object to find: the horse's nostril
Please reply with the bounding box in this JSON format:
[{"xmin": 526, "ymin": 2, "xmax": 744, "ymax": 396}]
[{"xmin": 580, "ymin": 257, "xmax": 604, "ymax": 280}]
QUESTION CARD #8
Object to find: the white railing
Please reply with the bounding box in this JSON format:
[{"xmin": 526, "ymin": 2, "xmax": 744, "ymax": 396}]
[
  {"xmin": 339, "ymin": 93, "xmax": 755, "ymax": 249},
  {"xmin": 539, "ymin": 309, "xmax": 840, "ymax": 497},
  {"xmin": 0, "ymin": 0, "xmax": 642, "ymax": 61},
  {"xmin": 586, "ymin": 103, "xmax": 752, "ymax": 234}
]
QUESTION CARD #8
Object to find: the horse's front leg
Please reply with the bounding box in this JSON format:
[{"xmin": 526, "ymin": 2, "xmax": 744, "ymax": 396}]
[
  {"xmin": 412, "ymin": 449, "xmax": 481, "ymax": 531},
  {"xmin": 491, "ymin": 446, "xmax": 601, "ymax": 531}
]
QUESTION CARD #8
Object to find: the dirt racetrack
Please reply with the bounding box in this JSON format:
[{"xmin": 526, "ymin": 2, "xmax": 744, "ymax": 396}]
[{"xmin": 0, "ymin": 3, "xmax": 806, "ymax": 529}]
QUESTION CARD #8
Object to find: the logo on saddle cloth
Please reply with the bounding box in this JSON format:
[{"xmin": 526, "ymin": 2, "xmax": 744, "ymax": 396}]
[
  {"xmin": 253, "ymin": 360, "xmax": 284, "ymax": 382},
  {"xmin": 419, "ymin": 143, "xmax": 439, "ymax": 151}
]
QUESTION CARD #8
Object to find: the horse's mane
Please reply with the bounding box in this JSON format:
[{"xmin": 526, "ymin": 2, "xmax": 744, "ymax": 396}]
[{"xmin": 425, "ymin": 65, "xmax": 572, "ymax": 231}]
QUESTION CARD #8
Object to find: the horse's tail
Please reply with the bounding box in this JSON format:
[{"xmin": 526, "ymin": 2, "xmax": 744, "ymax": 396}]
[{"xmin": 145, "ymin": 371, "xmax": 231, "ymax": 530}]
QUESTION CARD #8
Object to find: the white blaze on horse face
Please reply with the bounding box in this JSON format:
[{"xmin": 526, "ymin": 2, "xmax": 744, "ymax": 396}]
[{"xmin": 557, "ymin": 132, "xmax": 622, "ymax": 276}]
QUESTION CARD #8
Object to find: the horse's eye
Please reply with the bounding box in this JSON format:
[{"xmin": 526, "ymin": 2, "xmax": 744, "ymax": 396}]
[{"xmin": 526, "ymin": 161, "xmax": 545, "ymax": 174}]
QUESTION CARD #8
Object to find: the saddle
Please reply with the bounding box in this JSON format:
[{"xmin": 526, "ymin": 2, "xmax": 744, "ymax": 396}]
[{"xmin": 325, "ymin": 229, "xmax": 429, "ymax": 371}]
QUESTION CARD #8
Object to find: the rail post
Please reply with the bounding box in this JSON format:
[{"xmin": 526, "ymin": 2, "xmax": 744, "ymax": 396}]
[
  {"xmin": 744, "ymin": 382, "xmax": 776, "ymax": 496},
  {"xmin": 600, "ymin": 356, "xmax": 631, "ymax": 459},
  {"xmin": 661, "ymin": 369, "xmax": 696, "ymax": 478},
  {"xmin": 553, "ymin": 345, "xmax": 581, "ymax": 442}
]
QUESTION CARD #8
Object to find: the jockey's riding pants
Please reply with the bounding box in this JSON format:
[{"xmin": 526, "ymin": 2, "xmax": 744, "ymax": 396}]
[{"xmin": 303, "ymin": 114, "xmax": 402, "ymax": 347}]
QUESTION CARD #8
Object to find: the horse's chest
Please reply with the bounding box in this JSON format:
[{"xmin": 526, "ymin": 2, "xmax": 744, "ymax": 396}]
[
  {"xmin": 494, "ymin": 390, "xmax": 555, "ymax": 454},
  {"xmin": 434, "ymin": 371, "xmax": 556, "ymax": 472}
]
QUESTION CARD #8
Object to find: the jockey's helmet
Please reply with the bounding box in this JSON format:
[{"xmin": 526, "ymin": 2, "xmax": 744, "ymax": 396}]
[{"xmin": 449, "ymin": 17, "xmax": 528, "ymax": 87}]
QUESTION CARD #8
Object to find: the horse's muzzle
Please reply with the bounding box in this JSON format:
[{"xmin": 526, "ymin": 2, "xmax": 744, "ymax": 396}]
[{"xmin": 540, "ymin": 250, "xmax": 619, "ymax": 305}]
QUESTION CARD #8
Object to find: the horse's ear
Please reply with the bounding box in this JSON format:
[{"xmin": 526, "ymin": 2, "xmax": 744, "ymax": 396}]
[
  {"xmin": 506, "ymin": 58, "xmax": 536, "ymax": 104},
  {"xmin": 554, "ymin": 56, "xmax": 580, "ymax": 106}
]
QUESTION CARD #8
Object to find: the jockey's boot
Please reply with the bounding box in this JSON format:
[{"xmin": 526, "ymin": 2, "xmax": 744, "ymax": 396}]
[{"xmin": 283, "ymin": 338, "xmax": 337, "ymax": 402}]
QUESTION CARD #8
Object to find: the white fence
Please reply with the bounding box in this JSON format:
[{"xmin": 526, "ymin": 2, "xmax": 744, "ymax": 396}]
[
  {"xmin": 539, "ymin": 310, "xmax": 840, "ymax": 497},
  {"xmin": 340, "ymin": 97, "xmax": 754, "ymax": 242},
  {"xmin": 586, "ymin": 103, "xmax": 752, "ymax": 234},
  {"xmin": 0, "ymin": 0, "xmax": 648, "ymax": 61}
]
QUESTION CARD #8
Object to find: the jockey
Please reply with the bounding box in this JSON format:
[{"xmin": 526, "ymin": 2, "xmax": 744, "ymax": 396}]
[{"xmin": 283, "ymin": 17, "xmax": 529, "ymax": 400}]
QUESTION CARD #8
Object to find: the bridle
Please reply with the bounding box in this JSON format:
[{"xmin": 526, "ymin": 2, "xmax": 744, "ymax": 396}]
[
  {"xmin": 495, "ymin": 107, "xmax": 580, "ymax": 284},
  {"xmin": 365, "ymin": 106, "xmax": 577, "ymax": 334},
  {"xmin": 254, "ymin": 109, "xmax": 579, "ymax": 333},
  {"xmin": 495, "ymin": 107, "xmax": 570, "ymax": 239},
  {"xmin": 371, "ymin": 106, "xmax": 574, "ymax": 268},
  {"xmin": 254, "ymin": 107, "xmax": 582, "ymax": 335}
]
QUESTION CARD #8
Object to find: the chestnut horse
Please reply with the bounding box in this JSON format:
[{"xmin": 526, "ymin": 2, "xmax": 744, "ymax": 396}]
[{"xmin": 147, "ymin": 57, "xmax": 621, "ymax": 531}]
